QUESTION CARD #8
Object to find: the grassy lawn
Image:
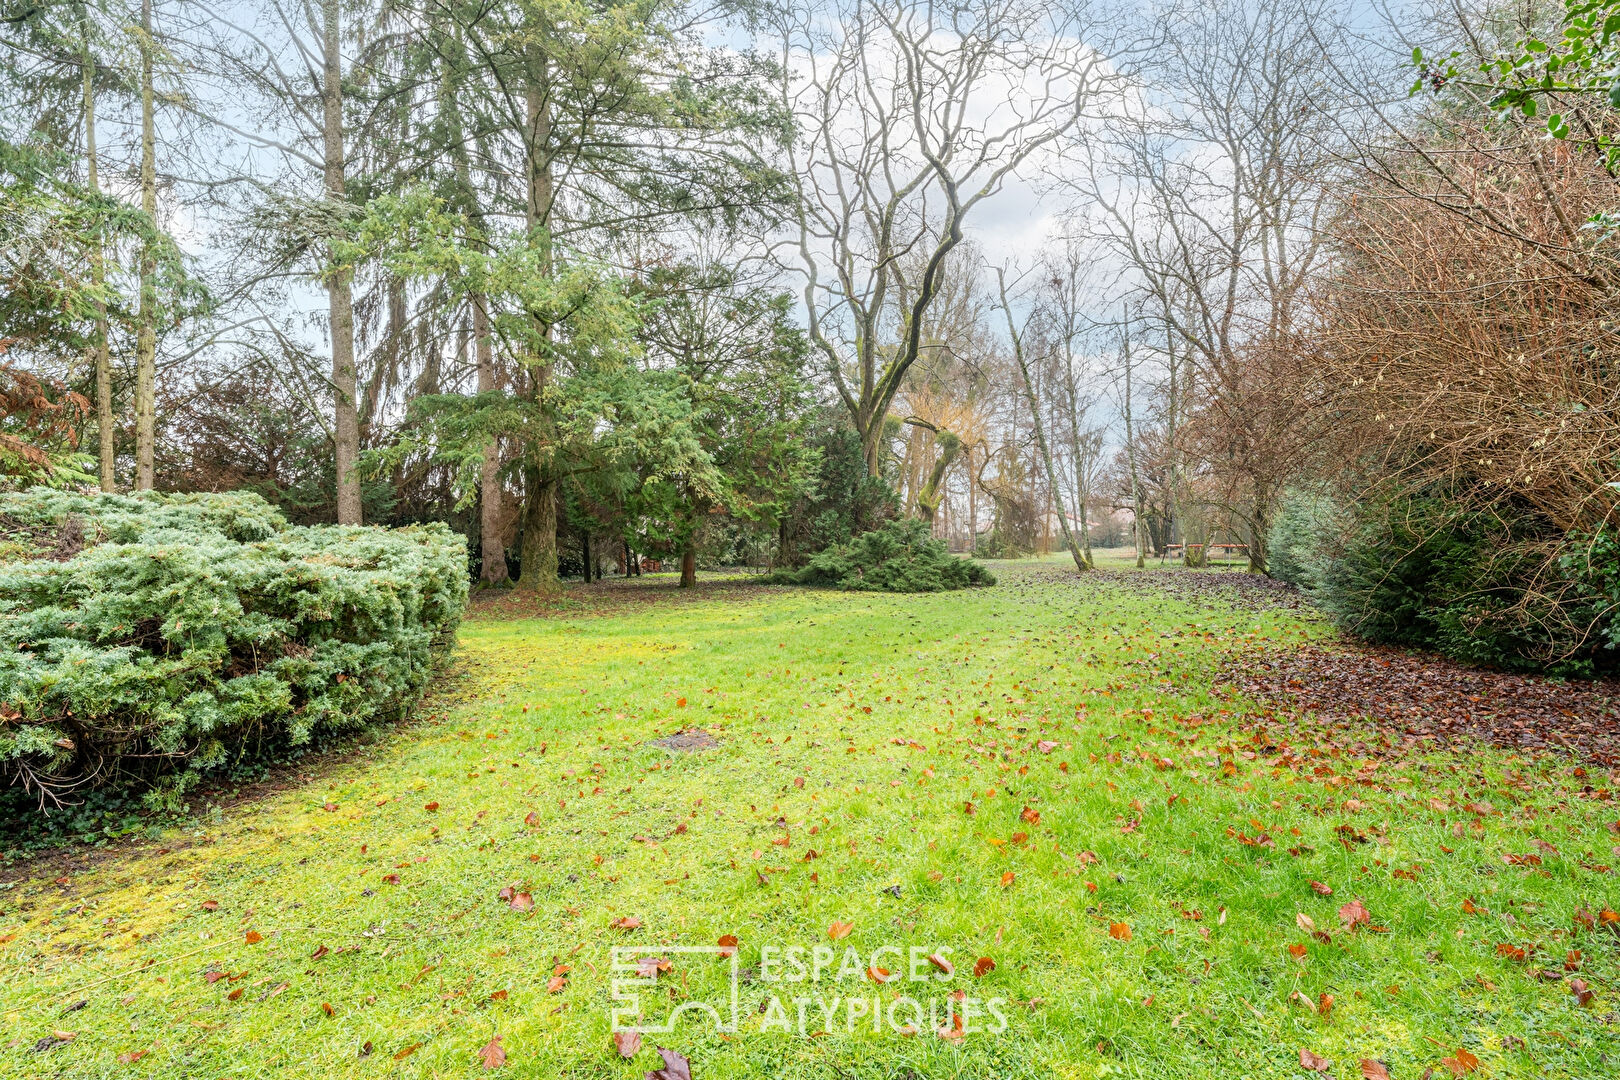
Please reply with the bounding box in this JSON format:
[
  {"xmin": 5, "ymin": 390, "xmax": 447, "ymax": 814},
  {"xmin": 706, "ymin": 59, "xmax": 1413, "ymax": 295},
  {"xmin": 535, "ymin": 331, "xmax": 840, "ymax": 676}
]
[{"xmin": 1, "ymin": 562, "xmax": 1615, "ymax": 1079}]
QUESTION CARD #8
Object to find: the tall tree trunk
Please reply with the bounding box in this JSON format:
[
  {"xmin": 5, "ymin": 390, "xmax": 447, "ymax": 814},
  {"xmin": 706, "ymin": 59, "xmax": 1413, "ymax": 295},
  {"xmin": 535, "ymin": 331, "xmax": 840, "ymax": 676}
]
[
  {"xmin": 133, "ymin": 0, "xmax": 156, "ymax": 490},
  {"xmin": 472, "ymin": 296, "xmax": 508, "ymax": 583},
  {"xmin": 1122, "ymin": 326, "xmax": 1146, "ymax": 569},
  {"xmin": 1061, "ymin": 357, "xmax": 1092, "ymax": 566},
  {"xmin": 514, "ymin": 47, "xmax": 561, "ymax": 593},
  {"xmin": 83, "ymin": 20, "xmax": 114, "ymax": 492},
  {"xmin": 679, "ymin": 547, "xmax": 696, "ymax": 588},
  {"xmin": 322, "ymin": 0, "xmax": 361, "ymax": 524},
  {"xmin": 1000, "ymin": 273, "xmax": 1087, "ymax": 572},
  {"xmin": 966, "ymin": 442, "xmax": 977, "ymax": 553}
]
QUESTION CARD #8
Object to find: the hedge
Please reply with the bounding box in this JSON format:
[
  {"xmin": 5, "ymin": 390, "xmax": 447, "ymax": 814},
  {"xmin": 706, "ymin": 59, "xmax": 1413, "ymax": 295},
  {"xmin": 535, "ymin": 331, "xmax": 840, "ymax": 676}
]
[
  {"xmin": 0, "ymin": 490, "xmax": 468, "ymax": 808},
  {"xmin": 1267, "ymin": 485, "xmax": 1611, "ymax": 676}
]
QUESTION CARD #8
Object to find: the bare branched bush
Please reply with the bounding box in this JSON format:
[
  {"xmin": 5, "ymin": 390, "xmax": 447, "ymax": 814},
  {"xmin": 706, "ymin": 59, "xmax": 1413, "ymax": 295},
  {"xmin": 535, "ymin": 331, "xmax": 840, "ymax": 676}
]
[{"xmin": 1318, "ymin": 130, "xmax": 1620, "ymax": 537}]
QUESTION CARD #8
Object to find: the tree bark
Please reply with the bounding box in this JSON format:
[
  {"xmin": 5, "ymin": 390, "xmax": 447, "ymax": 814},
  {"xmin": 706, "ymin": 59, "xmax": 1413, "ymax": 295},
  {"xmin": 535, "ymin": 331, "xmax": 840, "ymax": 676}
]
[
  {"xmin": 323, "ymin": 0, "xmax": 361, "ymax": 524},
  {"xmin": 472, "ymin": 295, "xmax": 508, "ymax": 583},
  {"xmin": 519, "ymin": 465, "xmax": 558, "ymax": 588},
  {"xmin": 83, "ymin": 22, "xmax": 114, "ymax": 492},
  {"xmin": 679, "ymin": 547, "xmax": 696, "ymax": 588},
  {"xmin": 133, "ymin": 0, "xmax": 156, "ymax": 491},
  {"xmin": 912, "ymin": 425, "xmax": 960, "ymax": 525}
]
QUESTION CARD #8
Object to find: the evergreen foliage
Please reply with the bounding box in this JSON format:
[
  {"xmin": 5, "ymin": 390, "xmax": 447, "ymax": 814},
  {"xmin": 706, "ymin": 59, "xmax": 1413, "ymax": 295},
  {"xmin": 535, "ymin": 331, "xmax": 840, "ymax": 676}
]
[
  {"xmin": 0, "ymin": 490, "xmax": 467, "ymax": 808},
  {"xmin": 1271, "ymin": 484, "xmax": 1611, "ymax": 675},
  {"xmin": 766, "ymin": 516, "xmax": 994, "ymax": 592}
]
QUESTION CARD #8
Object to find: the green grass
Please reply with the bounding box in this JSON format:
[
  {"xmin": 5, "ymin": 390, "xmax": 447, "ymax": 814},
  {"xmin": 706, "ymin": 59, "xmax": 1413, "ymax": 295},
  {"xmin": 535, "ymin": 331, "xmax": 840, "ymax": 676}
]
[{"xmin": 1, "ymin": 562, "xmax": 1614, "ymax": 1079}]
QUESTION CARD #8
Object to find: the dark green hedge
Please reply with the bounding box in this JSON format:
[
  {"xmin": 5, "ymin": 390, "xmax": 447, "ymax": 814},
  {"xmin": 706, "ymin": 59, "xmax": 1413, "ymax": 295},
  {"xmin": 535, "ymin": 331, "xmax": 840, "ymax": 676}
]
[
  {"xmin": 0, "ymin": 490, "xmax": 468, "ymax": 808},
  {"xmin": 1268, "ymin": 486, "xmax": 1611, "ymax": 676}
]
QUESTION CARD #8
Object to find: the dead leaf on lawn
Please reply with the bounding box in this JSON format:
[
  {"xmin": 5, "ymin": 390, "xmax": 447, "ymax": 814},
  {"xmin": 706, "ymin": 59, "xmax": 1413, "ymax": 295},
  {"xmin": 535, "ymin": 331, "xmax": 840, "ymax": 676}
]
[
  {"xmin": 1441, "ymin": 1047, "xmax": 1480, "ymax": 1075},
  {"xmin": 1338, "ymin": 898, "xmax": 1371, "ymax": 929},
  {"xmin": 645, "ymin": 1047, "xmax": 692, "ymax": 1080},
  {"xmin": 1300, "ymin": 1047, "xmax": 1331, "ymax": 1072}
]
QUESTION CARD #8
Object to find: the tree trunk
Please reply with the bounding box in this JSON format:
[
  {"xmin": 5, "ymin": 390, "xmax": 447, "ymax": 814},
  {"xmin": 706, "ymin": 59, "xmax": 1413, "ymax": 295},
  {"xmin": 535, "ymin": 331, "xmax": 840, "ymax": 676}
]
[
  {"xmin": 133, "ymin": 0, "xmax": 157, "ymax": 491},
  {"xmin": 966, "ymin": 442, "xmax": 977, "ymax": 554},
  {"xmin": 323, "ymin": 0, "xmax": 361, "ymax": 525},
  {"xmin": 513, "ymin": 46, "xmax": 560, "ymax": 592},
  {"xmin": 83, "ymin": 26, "xmax": 114, "ymax": 492},
  {"xmin": 1061, "ymin": 349, "xmax": 1093, "ymax": 567},
  {"xmin": 1122, "ymin": 325, "xmax": 1146, "ymax": 569},
  {"xmin": 679, "ymin": 547, "xmax": 696, "ymax": 588},
  {"xmin": 1000, "ymin": 272, "xmax": 1087, "ymax": 572},
  {"xmin": 1247, "ymin": 490, "xmax": 1271, "ymax": 574},
  {"xmin": 518, "ymin": 465, "xmax": 558, "ymax": 591},
  {"xmin": 914, "ymin": 428, "xmax": 960, "ymax": 524},
  {"xmin": 472, "ymin": 296, "xmax": 508, "ymax": 584},
  {"xmin": 859, "ymin": 409, "xmax": 883, "ymax": 477},
  {"xmin": 580, "ymin": 533, "xmax": 591, "ymax": 582}
]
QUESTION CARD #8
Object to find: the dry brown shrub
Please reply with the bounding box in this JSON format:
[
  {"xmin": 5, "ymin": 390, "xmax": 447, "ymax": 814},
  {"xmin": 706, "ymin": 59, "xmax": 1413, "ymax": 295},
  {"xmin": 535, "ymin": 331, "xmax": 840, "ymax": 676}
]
[{"xmin": 1316, "ymin": 130, "xmax": 1620, "ymax": 537}]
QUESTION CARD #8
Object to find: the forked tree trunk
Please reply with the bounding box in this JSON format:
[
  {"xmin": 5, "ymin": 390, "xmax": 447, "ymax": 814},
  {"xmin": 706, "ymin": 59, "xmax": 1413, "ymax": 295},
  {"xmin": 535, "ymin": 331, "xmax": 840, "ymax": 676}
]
[{"xmin": 1000, "ymin": 272, "xmax": 1087, "ymax": 572}]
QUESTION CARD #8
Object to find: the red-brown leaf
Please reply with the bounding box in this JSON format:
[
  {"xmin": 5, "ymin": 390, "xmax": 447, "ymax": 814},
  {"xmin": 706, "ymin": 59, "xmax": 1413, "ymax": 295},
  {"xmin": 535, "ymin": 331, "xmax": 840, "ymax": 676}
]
[{"xmin": 477, "ymin": 1034, "xmax": 505, "ymax": 1069}]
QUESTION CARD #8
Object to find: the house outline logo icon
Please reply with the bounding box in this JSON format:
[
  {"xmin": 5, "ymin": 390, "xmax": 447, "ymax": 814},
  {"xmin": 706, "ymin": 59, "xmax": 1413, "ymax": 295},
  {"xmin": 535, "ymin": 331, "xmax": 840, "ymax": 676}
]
[{"xmin": 610, "ymin": 946, "xmax": 740, "ymax": 1034}]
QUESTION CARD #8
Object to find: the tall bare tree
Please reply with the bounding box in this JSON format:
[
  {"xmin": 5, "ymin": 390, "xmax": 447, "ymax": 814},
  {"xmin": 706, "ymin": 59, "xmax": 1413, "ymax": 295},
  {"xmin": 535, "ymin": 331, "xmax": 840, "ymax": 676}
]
[
  {"xmin": 780, "ymin": 0, "xmax": 1117, "ymax": 475},
  {"xmin": 996, "ymin": 266, "xmax": 1088, "ymax": 571},
  {"xmin": 1070, "ymin": 0, "xmax": 1343, "ymax": 570}
]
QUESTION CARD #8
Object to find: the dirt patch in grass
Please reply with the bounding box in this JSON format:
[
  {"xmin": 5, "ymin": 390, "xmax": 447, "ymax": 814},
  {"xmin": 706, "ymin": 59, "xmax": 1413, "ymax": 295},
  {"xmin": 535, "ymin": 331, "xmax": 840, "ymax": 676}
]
[
  {"xmin": 1223, "ymin": 642, "xmax": 1620, "ymax": 766},
  {"xmin": 648, "ymin": 728, "xmax": 719, "ymax": 752}
]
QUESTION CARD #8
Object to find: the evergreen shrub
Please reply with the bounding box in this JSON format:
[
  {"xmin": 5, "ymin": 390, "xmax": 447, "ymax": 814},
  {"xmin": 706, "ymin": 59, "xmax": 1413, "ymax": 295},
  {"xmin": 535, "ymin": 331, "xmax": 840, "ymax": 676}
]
[
  {"xmin": 766, "ymin": 516, "xmax": 994, "ymax": 592},
  {"xmin": 0, "ymin": 490, "xmax": 468, "ymax": 808}
]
